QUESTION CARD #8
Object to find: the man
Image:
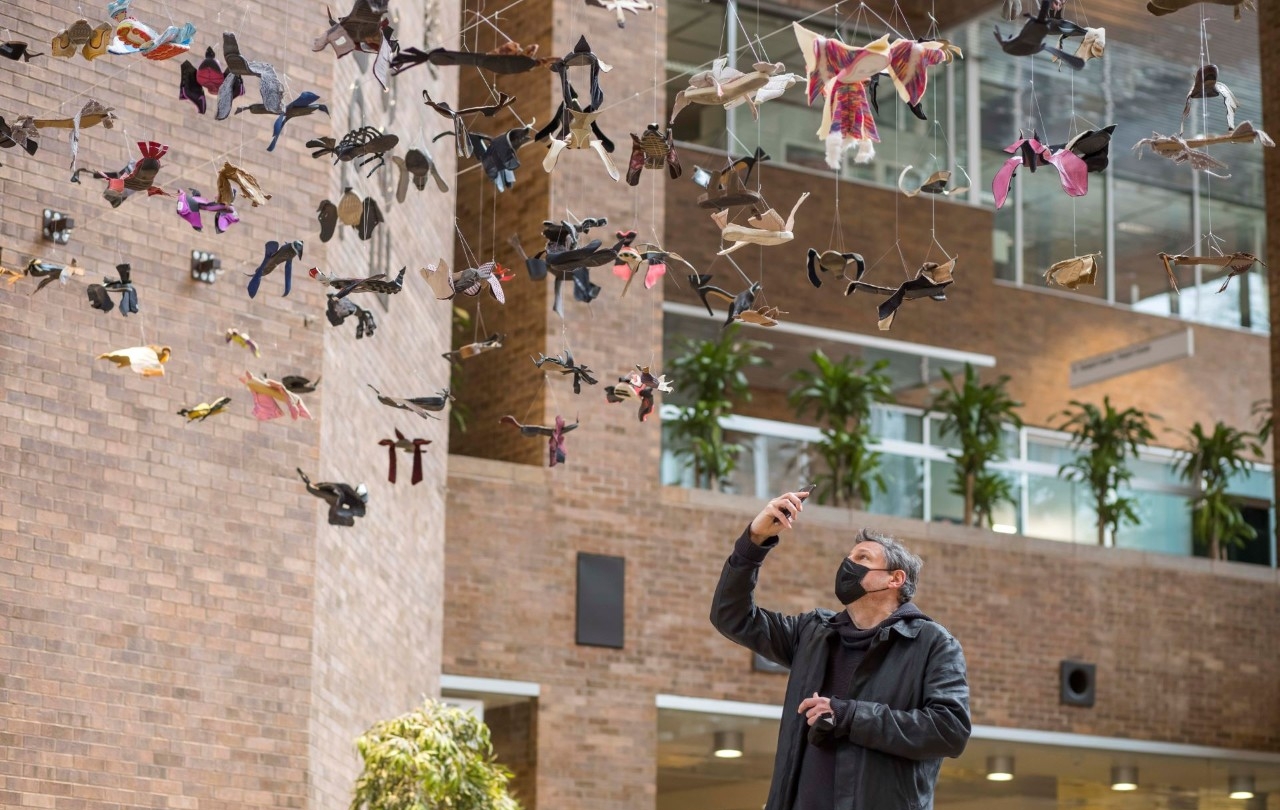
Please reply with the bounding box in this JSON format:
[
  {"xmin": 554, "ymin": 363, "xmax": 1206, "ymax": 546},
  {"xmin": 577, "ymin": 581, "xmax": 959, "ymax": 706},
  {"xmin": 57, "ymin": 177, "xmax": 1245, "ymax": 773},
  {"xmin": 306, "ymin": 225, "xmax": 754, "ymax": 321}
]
[{"xmin": 710, "ymin": 489, "xmax": 970, "ymax": 810}]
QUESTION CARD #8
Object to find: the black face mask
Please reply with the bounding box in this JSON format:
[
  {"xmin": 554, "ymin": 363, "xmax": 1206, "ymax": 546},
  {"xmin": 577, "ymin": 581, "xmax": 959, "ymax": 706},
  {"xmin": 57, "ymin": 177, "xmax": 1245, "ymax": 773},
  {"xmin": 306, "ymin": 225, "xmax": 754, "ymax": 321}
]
[{"xmin": 835, "ymin": 558, "xmax": 890, "ymax": 605}]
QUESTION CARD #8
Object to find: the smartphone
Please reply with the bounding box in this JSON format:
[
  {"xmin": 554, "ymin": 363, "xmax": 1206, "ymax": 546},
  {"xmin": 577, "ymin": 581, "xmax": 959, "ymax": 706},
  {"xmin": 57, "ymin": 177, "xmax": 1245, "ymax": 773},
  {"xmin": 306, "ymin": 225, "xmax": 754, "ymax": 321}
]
[{"xmin": 780, "ymin": 485, "xmax": 817, "ymax": 519}]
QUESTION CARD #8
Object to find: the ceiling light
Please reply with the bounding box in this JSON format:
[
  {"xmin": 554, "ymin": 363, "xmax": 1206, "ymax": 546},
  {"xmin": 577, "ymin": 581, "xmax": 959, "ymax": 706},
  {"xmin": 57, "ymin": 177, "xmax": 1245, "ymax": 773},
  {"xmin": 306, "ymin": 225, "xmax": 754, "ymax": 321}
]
[
  {"xmin": 713, "ymin": 730, "xmax": 744, "ymax": 759},
  {"xmin": 986, "ymin": 755, "xmax": 1014, "ymax": 781},
  {"xmin": 1111, "ymin": 765, "xmax": 1138, "ymax": 791},
  {"xmin": 1229, "ymin": 775, "xmax": 1255, "ymax": 800}
]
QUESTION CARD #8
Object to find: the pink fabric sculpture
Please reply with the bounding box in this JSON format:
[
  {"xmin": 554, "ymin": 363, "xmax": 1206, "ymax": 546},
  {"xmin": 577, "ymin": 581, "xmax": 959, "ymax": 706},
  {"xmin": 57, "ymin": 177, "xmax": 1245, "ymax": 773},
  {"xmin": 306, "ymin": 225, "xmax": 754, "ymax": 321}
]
[{"xmin": 991, "ymin": 133, "xmax": 1089, "ymax": 209}]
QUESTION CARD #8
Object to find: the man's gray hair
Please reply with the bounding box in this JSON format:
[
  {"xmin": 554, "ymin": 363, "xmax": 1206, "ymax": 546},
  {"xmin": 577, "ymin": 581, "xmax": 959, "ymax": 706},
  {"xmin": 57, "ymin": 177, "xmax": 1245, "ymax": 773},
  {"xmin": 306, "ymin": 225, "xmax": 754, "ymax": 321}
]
[{"xmin": 854, "ymin": 529, "xmax": 923, "ymax": 604}]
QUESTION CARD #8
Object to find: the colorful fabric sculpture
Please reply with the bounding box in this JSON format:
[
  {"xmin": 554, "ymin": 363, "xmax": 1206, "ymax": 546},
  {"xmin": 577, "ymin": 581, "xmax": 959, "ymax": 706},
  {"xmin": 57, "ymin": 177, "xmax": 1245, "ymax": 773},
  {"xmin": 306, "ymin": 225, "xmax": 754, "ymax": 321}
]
[
  {"xmin": 241, "ymin": 371, "xmax": 312, "ymax": 420},
  {"xmin": 991, "ymin": 132, "xmax": 1090, "ymax": 209},
  {"xmin": 794, "ymin": 25, "xmax": 890, "ymax": 167},
  {"xmin": 177, "ymin": 397, "xmax": 232, "ymax": 422},
  {"xmin": 604, "ymin": 366, "xmax": 673, "ymax": 421},
  {"xmin": 175, "ymin": 188, "xmax": 239, "ymax": 233},
  {"xmin": 613, "ymin": 242, "xmax": 693, "ymax": 294},
  {"xmin": 106, "ymin": 0, "xmax": 196, "ymax": 60},
  {"xmin": 500, "ymin": 415, "xmax": 579, "ymax": 467},
  {"xmin": 225, "ymin": 328, "xmax": 260, "ymax": 357},
  {"xmin": 98, "ymin": 345, "xmax": 170, "ymax": 376},
  {"xmin": 71, "ymin": 140, "xmax": 170, "ymax": 207}
]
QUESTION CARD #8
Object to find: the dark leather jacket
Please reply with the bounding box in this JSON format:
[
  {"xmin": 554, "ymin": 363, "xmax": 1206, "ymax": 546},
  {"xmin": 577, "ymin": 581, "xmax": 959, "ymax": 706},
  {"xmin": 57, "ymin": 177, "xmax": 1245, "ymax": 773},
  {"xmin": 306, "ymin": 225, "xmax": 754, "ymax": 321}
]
[{"xmin": 710, "ymin": 530, "xmax": 971, "ymax": 810}]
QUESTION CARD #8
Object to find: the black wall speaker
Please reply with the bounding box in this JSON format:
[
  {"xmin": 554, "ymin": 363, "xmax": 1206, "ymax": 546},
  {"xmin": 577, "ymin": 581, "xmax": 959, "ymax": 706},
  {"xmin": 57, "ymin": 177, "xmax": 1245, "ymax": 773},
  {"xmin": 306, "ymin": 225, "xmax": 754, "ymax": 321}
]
[
  {"xmin": 576, "ymin": 552, "xmax": 625, "ymax": 648},
  {"xmin": 1060, "ymin": 660, "xmax": 1096, "ymax": 707}
]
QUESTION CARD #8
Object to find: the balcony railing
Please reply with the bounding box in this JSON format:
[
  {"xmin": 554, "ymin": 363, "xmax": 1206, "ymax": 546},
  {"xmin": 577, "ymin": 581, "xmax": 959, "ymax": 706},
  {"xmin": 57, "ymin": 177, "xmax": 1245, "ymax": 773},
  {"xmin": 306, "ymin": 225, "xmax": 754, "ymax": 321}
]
[{"xmin": 660, "ymin": 404, "xmax": 1278, "ymax": 567}]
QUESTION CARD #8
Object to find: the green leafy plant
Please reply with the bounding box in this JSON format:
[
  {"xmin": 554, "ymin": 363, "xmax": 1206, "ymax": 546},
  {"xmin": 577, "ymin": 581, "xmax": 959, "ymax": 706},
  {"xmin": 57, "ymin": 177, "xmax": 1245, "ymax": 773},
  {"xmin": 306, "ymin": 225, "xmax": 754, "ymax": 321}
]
[
  {"xmin": 1056, "ymin": 397, "xmax": 1158, "ymax": 546},
  {"xmin": 1251, "ymin": 398, "xmax": 1272, "ymax": 443},
  {"xmin": 351, "ymin": 699, "xmax": 521, "ymax": 810},
  {"xmin": 447, "ymin": 305, "xmax": 473, "ymax": 434},
  {"xmin": 666, "ymin": 324, "xmax": 770, "ymax": 490},
  {"xmin": 788, "ymin": 350, "xmax": 894, "ymax": 509},
  {"xmin": 1175, "ymin": 421, "xmax": 1263, "ymax": 560},
  {"xmin": 928, "ymin": 364, "xmax": 1023, "ymax": 528}
]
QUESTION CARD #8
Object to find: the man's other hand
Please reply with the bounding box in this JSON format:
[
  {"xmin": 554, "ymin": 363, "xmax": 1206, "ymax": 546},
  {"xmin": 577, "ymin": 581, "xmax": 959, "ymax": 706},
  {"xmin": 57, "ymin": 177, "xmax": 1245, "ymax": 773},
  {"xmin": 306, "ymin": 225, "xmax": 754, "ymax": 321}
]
[{"xmin": 798, "ymin": 692, "xmax": 833, "ymax": 726}]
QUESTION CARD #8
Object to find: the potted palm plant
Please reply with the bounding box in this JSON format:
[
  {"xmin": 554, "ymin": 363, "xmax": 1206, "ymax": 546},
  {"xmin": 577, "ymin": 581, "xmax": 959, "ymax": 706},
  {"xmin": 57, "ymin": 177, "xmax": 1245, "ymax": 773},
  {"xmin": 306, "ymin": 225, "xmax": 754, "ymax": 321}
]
[
  {"xmin": 350, "ymin": 699, "xmax": 521, "ymax": 810},
  {"xmin": 788, "ymin": 350, "xmax": 894, "ymax": 509},
  {"xmin": 1175, "ymin": 421, "xmax": 1263, "ymax": 560},
  {"xmin": 1056, "ymin": 397, "xmax": 1158, "ymax": 547},
  {"xmin": 928, "ymin": 364, "xmax": 1023, "ymax": 528},
  {"xmin": 666, "ymin": 324, "xmax": 770, "ymax": 490}
]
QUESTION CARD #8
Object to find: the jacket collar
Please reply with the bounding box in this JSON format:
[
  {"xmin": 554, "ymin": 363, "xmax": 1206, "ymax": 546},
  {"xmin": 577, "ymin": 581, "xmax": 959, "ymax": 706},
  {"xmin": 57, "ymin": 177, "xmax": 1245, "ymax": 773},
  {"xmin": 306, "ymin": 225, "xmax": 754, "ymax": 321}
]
[{"xmin": 818, "ymin": 602, "xmax": 930, "ymax": 638}]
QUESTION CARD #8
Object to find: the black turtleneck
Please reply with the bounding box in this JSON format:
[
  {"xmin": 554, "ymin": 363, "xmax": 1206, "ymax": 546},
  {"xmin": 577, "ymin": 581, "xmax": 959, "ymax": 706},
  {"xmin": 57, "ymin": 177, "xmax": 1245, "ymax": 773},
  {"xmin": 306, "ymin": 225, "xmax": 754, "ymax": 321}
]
[{"xmin": 790, "ymin": 608, "xmax": 906, "ymax": 810}]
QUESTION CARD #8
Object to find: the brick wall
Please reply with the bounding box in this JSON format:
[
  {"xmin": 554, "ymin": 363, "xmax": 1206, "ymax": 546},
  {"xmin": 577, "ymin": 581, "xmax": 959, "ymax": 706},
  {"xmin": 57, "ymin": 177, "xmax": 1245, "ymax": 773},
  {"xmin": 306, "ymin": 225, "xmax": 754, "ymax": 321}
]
[
  {"xmin": 308, "ymin": 0, "xmax": 457, "ymax": 808},
  {"xmin": 0, "ymin": 1, "xmax": 327, "ymax": 807},
  {"xmin": 443, "ymin": 457, "xmax": 1280, "ymax": 810},
  {"xmin": 1, "ymin": 1, "xmax": 453, "ymax": 808}
]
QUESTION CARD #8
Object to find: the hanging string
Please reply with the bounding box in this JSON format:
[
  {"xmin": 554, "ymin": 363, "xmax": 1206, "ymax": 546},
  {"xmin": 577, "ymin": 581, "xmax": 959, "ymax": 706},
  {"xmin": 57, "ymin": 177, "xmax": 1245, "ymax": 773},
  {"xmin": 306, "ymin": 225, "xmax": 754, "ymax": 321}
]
[
  {"xmin": 1068, "ymin": 14, "xmax": 1078, "ymax": 257},
  {"xmin": 857, "ymin": 1, "xmax": 908, "ymax": 40},
  {"xmin": 1198, "ymin": 8, "xmax": 1220, "ymax": 258}
]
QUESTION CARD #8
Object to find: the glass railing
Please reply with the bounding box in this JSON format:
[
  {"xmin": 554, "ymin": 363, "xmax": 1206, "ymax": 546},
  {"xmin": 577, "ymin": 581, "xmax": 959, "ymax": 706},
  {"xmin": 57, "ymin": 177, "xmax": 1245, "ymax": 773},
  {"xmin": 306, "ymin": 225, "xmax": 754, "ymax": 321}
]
[{"xmin": 660, "ymin": 404, "xmax": 1277, "ymax": 567}]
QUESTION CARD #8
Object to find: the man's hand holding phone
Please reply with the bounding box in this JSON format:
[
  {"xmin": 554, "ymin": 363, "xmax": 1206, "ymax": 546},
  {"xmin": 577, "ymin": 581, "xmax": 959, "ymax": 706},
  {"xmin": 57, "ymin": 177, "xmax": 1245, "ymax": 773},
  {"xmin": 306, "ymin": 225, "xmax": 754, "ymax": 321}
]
[{"xmin": 748, "ymin": 485, "xmax": 816, "ymax": 544}]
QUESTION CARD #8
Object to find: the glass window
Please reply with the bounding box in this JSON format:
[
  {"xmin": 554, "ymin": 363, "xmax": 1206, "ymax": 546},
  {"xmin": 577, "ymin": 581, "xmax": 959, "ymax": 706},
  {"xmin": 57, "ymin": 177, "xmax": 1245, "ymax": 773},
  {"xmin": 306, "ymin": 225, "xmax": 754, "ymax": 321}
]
[
  {"xmin": 763, "ymin": 435, "xmax": 813, "ymax": 498},
  {"xmin": 1026, "ymin": 436, "xmax": 1075, "ymax": 467},
  {"xmin": 1025, "ymin": 471, "xmax": 1096, "ymax": 544},
  {"xmin": 658, "ymin": 707, "xmax": 778, "ymax": 810},
  {"xmin": 930, "ymin": 459, "xmax": 964, "ymax": 525},
  {"xmin": 1114, "ymin": 488, "xmax": 1194, "ymax": 557},
  {"xmin": 869, "ymin": 407, "xmax": 923, "ymax": 443},
  {"xmin": 1114, "ymin": 178, "xmax": 1192, "ymax": 312},
  {"xmin": 868, "ymin": 453, "xmax": 924, "ymax": 520}
]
